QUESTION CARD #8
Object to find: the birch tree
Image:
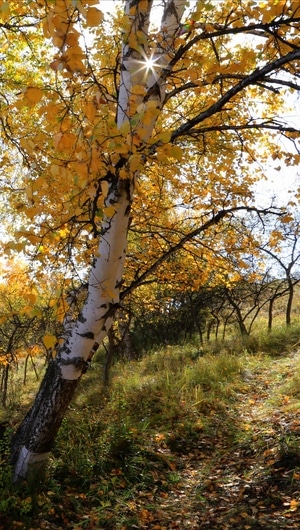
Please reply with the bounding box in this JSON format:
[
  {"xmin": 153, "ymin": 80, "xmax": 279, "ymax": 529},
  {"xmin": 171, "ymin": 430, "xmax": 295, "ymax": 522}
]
[{"xmin": 1, "ymin": 0, "xmax": 299, "ymax": 480}]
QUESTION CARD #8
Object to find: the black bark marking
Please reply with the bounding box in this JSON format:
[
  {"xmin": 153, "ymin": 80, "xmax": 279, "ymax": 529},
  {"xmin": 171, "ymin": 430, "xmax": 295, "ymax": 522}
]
[
  {"xmin": 59, "ymin": 357, "xmax": 87, "ymax": 370},
  {"xmin": 115, "ymin": 279, "xmax": 123, "ymax": 289},
  {"xmin": 76, "ymin": 331, "xmax": 95, "ymax": 340}
]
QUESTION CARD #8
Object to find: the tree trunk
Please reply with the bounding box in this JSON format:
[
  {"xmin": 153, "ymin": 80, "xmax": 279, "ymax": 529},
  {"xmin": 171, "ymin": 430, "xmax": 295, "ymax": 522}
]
[
  {"xmin": 11, "ymin": 178, "xmax": 133, "ymax": 480},
  {"xmin": 103, "ymin": 327, "xmax": 115, "ymax": 387},
  {"xmin": 286, "ymin": 280, "xmax": 293, "ymax": 326},
  {"xmin": 11, "ymin": 360, "xmax": 79, "ymax": 480},
  {"xmin": 1, "ymin": 364, "xmax": 10, "ymax": 407},
  {"xmin": 268, "ymin": 297, "xmax": 274, "ymax": 332},
  {"xmin": 225, "ymin": 289, "xmax": 249, "ymax": 337},
  {"xmin": 11, "ymin": 0, "xmax": 186, "ymax": 482}
]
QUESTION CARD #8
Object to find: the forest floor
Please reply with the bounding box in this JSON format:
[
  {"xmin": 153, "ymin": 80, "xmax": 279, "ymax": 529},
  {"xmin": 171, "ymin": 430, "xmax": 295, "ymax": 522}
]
[
  {"xmin": 149, "ymin": 352, "xmax": 300, "ymax": 529},
  {"xmin": 2, "ymin": 348, "xmax": 300, "ymax": 529}
]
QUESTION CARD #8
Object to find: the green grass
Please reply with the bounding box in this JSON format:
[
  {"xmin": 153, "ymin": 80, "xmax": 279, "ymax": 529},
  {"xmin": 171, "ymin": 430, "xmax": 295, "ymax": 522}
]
[
  {"xmin": 2, "ymin": 324, "xmax": 300, "ymax": 528},
  {"xmin": 259, "ymin": 322, "xmax": 300, "ymax": 354},
  {"xmin": 0, "ymin": 344, "xmax": 246, "ymax": 528}
]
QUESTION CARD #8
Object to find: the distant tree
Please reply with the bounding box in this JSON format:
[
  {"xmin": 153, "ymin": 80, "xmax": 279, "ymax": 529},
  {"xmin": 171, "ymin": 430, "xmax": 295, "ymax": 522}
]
[
  {"xmin": 0, "ymin": 261, "xmax": 54, "ymax": 405},
  {"xmin": 260, "ymin": 216, "xmax": 300, "ymax": 326}
]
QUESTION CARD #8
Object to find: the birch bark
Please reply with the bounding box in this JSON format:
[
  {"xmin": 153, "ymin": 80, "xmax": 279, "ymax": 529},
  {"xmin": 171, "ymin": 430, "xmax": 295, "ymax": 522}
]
[{"xmin": 12, "ymin": 0, "xmax": 186, "ymax": 481}]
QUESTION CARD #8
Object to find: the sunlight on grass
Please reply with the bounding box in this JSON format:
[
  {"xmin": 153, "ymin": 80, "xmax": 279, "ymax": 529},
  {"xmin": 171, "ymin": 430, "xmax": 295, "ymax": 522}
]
[{"xmin": 3, "ymin": 330, "xmax": 300, "ymax": 529}]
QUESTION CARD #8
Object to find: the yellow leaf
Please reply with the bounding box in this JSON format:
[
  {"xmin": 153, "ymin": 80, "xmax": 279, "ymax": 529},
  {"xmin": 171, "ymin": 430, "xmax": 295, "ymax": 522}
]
[
  {"xmin": 43, "ymin": 334, "xmax": 57, "ymax": 349},
  {"xmin": 119, "ymin": 168, "xmax": 128, "ymax": 179},
  {"xmin": 103, "ymin": 205, "xmax": 116, "ymax": 217},
  {"xmin": 25, "ymin": 87, "xmax": 43, "ymax": 105},
  {"xmin": 171, "ymin": 145, "xmax": 183, "ymax": 161},
  {"xmin": 128, "ymin": 32, "xmax": 139, "ymax": 51},
  {"xmin": 26, "ymin": 293, "xmax": 37, "ymax": 305},
  {"xmin": 50, "ymin": 59, "xmax": 64, "ymax": 72},
  {"xmin": 290, "ymin": 499, "xmax": 298, "ymax": 511},
  {"xmin": 84, "ymin": 101, "xmax": 97, "ymax": 121},
  {"xmin": 86, "ymin": 7, "xmax": 103, "ymax": 27},
  {"xmin": 144, "ymin": 106, "xmax": 160, "ymax": 126},
  {"xmin": 25, "ymin": 207, "xmax": 39, "ymax": 219},
  {"xmin": 49, "ymin": 299, "xmax": 57, "ymax": 308},
  {"xmin": 51, "ymin": 163, "xmax": 60, "ymax": 176},
  {"xmin": 0, "ymin": 2, "xmax": 10, "ymax": 22},
  {"xmin": 65, "ymin": 31, "xmax": 80, "ymax": 47},
  {"xmin": 26, "ymin": 233, "xmax": 40, "ymax": 245},
  {"xmin": 101, "ymin": 180, "xmax": 109, "ymax": 199},
  {"xmin": 55, "ymin": 132, "xmax": 77, "ymax": 151},
  {"xmin": 114, "ymin": 142, "xmax": 129, "ymax": 154},
  {"xmin": 119, "ymin": 120, "xmax": 130, "ymax": 136},
  {"xmin": 128, "ymin": 154, "xmax": 142, "ymax": 171},
  {"xmin": 159, "ymin": 131, "xmax": 172, "ymax": 143},
  {"xmin": 131, "ymin": 85, "xmax": 147, "ymax": 96}
]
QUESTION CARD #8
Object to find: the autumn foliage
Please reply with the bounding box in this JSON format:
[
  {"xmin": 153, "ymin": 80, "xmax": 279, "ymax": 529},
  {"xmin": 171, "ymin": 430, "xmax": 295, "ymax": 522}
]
[{"xmin": 0, "ymin": 0, "xmax": 299, "ymax": 286}]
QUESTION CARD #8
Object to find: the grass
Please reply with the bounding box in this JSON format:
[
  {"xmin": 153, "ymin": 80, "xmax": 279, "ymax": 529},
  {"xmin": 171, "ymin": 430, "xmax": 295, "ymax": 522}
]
[
  {"xmin": 2, "ymin": 323, "xmax": 300, "ymax": 528},
  {"xmin": 259, "ymin": 323, "xmax": 300, "ymax": 355}
]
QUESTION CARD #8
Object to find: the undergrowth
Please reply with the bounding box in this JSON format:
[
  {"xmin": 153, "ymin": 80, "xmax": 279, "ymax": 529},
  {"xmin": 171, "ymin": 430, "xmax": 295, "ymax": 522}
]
[{"xmin": 1, "ymin": 326, "xmax": 300, "ymax": 529}]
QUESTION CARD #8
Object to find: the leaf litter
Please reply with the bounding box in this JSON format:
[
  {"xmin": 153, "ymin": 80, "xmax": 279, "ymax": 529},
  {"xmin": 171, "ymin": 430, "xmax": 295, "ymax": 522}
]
[{"xmin": 145, "ymin": 352, "xmax": 300, "ymax": 529}]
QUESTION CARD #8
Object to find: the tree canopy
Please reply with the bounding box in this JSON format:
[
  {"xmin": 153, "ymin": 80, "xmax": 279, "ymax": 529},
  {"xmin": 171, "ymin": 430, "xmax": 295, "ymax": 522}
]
[{"xmin": 1, "ymin": 0, "xmax": 300, "ymax": 282}]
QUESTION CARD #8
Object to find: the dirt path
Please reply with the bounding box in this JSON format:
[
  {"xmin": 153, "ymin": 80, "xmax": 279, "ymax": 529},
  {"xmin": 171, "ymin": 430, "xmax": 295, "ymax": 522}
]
[{"xmin": 152, "ymin": 353, "xmax": 300, "ymax": 529}]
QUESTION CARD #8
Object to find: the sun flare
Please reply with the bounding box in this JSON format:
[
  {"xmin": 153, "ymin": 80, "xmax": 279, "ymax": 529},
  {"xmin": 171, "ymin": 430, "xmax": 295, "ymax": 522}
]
[
  {"xmin": 134, "ymin": 51, "xmax": 164, "ymax": 79},
  {"xmin": 143, "ymin": 54, "xmax": 158, "ymax": 72}
]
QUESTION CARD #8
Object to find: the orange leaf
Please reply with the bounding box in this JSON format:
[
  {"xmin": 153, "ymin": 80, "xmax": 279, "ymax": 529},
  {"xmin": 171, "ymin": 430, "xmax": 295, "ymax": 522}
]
[
  {"xmin": 290, "ymin": 499, "xmax": 298, "ymax": 511},
  {"xmin": 25, "ymin": 87, "xmax": 43, "ymax": 105},
  {"xmin": 86, "ymin": 7, "xmax": 103, "ymax": 27},
  {"xmin": 84, "ymin": 101, "xmax": 97, "ymax": 121}
]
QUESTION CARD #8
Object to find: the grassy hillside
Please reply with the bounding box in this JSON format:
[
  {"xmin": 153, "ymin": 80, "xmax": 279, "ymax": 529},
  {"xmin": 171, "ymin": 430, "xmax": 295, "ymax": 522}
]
[{"xmin": 1, "ymin": 325, "xmax": 300, "ymax": 528}]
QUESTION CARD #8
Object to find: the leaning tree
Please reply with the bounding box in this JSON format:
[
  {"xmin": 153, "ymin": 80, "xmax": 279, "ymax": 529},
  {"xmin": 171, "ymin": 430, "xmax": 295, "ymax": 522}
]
[{"xmin": 0, "ymin": 0, "xmax": 299, "ymax": 480}]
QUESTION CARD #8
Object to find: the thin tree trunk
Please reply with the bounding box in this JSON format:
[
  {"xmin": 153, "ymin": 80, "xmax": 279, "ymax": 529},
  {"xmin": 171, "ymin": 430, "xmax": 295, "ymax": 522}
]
[
  {"xmin": 286, "ymin": 281, "xmax": 293, "ymax": 326},
  {"xmin": 103, "ymin": 327, "xmax": 115, "ymax": 387},
  {"xmin": 2, "ymin": 364, "xmax": 10, "ymax": 407},
  {"xmin": 268, "ymin": 297, "xmax": 274, "ymax": 332}
]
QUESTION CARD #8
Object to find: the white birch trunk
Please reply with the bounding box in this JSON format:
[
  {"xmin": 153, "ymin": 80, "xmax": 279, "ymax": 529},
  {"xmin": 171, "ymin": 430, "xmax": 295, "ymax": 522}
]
[
  {"xmin": 59, "ymin": 179, "xmax": 133, "ymax": 381},
  {"xmin": 12, "ymin": 0, "xmax": 186, "ymax": 481}
]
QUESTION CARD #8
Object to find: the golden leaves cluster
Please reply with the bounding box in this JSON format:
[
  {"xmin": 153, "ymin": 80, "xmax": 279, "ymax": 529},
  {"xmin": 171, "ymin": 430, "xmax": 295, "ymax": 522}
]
[{"xmin": 0, "ymin": 0, "xmax": 299, "ymax": 299}]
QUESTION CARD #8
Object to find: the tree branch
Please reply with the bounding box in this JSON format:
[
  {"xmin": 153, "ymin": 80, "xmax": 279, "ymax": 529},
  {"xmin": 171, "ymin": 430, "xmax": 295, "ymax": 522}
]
[
  {"xmin": 120, "ymin": 206, "xmax": 283, "ymax": 299},
  {"xmin": 182, "ymin": 122, "xmax": 300, "ymax": 138},
  {"xmin": 168, "ymin": 17, "xmax": 300, "ymax": 68},
  {"xmin": 170, "ymin": 48, "xmax": 300, "ymax": 142},
  {"xmin": 166, "ymin": 74, "xmax": 300, "ymax": 101}
]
